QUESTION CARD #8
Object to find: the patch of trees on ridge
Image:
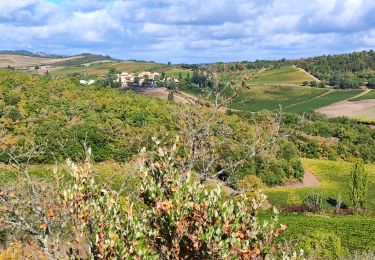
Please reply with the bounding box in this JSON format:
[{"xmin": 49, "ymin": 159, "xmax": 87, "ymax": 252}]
[{"xmin": 295, "ymin": 50, "xmax": 375, "ymax": 89}]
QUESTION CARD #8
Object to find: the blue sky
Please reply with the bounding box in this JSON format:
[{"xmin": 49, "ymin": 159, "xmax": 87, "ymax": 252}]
[{"xmin": 0, "ymin": 0, "xmax": 374, "ymax": 63}]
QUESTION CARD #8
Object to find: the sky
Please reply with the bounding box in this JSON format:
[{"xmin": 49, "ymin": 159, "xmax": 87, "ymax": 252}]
[{"xmin": 0, "ymin": 0, "xmax": 374, "ymax": 63}]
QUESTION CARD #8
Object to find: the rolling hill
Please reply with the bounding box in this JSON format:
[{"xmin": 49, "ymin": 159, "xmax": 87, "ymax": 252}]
[{"xmin": 249, "ymin": 66, "xmax": 317, "ymax": 85}]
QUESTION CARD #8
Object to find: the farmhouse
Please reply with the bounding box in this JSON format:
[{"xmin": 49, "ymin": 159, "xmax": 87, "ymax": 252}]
[
  {"xmin": 119, "ymin": 72, "xmax": 135, "ymax": 85},
  {"xmin": 118, "ymin": 71, "xmax": 161, "ymax": 87},
  {"xmin": 79, "ymin": 79, "xmax": 96, "ymax": 85}
]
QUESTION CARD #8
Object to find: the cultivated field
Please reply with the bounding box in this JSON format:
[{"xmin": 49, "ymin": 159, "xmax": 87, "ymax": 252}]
[
  {"xmin": 287, "ymin": 89, "xmax": 363, "ymax": 113},
  {"xmin": 182, "ymin": 66, "xmax": 363, "ymax": 113},
  {"xmin": 264, "ymin": 158, "xmax": 375, "ymax": 251},
  {"xmin": 275, "ymin": 214, "xmax": 375, "ymax": 252},
  {"xmin": 350, "ymin": 90, "xmax": 375, "ymax": 101},
  {"xmin": 249, "ymin": 66, "xmax": 317, "ymax": 85},
  {"xmin": 229, "ymin": 85, "xmax": 328, "ymax": 111}
]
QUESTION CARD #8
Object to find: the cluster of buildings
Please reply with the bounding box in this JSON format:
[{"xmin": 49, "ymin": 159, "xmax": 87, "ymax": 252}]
[{"xmin": 118, "ymin": 71, "xmax": 181, "ymax": 87}]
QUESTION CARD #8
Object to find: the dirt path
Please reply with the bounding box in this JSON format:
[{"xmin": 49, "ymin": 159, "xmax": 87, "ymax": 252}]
[
  {"xmin": 125, "ymin": 87, "xmax": 196, "ymax": 104},
  {"xmin": 272, "ymin": 171, "xmax": 321, "ymax": 190},
  {"xmin": 348, "ymin": 89, "xmax": 371, "ymax": 100}
]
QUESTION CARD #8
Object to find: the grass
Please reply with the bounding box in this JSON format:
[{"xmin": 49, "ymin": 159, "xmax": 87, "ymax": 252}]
[
  {"xmin": 266, "ymin": 158, "xmax": 375, "ymax": 210},
  {"xmin": 350, "ymin": 90, "xmax": 375, "ymax": 101},
  {"xmin": 285, "ymin": 89, "xmax": 363, "ymax": 113},
  {"xmin": 229, "ymin": 85, "xmax": 328, "ymax": 112},
  {"xmin": 265, "ymin": 213, "xmax": 375, "ymax": 252},
  {"xmin": 264, "ymin": 158, "xmax": 375, "ymax": 252},
  {"xmin": 249, "ymin": 66, "xmax": 315, "ymax": 85},
  {"xmin": 0, "ymin": 162, "xmax": 138, "ymax": 193},
  {"xmin": 165, "ymin": 68, "xmax": 192, "ymax": 79}
]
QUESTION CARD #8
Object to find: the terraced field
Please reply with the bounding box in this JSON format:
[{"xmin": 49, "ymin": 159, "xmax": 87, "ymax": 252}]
[
  {"xmin": 273, "ymin": 214, "xmax": 375, "ymax": 252},
  {"xmin": 350, "ymin": 90, "xmax": 375, "ymax": 101},
  {"xmin": 249, "ymin": 66, "xmax": 316, "ymax": 85},
  {"xmin": 286, "ymin": 89, "xmax": 363, "ymax": 113},
  {"xmin": 229, "ymin": 85, "xmax": 328, "ymax": 111}
]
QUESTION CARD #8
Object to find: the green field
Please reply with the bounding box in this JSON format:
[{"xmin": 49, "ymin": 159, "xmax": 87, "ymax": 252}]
[
  {"xmin": 264, "ymin": 158, "xmax": 375, "ymax": 252},
  {"xmin": 181, "ymin": 67, "xmax": 363, "ymax": 113},
  {"xmin": 350, "ymin": 90, "xmax": 375, "ymax": 101},
  {"xmin": 165, "ymin": 68, "xmax": 192, "ymax": 78},
  {"xmin": 285, "ymin": 89, "xmax": 363, "ymax": 113},
  {"xmin": 249, "ymin": 66, "xmax": 316, "ymax": 85},
  {"xmin": 186, "ymin": 84, "xmax": 362, "ymax": 113},
  {"xmin": 272, "ymin": 214, "xmax": 375, "ymax": 252},
  {"xmin": 0, "ymin": 162, "xmax": 138, "ymax": 195},
  {"xmin": 229, "ymin": 85, "xmax": 328, "ymax": 112},
  {"xmin": 266, "ymin": 158, "xmax": 375, "ymax": 209}
]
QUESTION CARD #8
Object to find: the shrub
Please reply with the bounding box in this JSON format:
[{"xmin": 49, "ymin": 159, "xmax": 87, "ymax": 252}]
[
  {"xmin": 62, "ymin": 143, "xmax": 291, "ymax": 259},
  {"xmin": 299, "ymin": 230, "xmax": 349, "ymax": 259},
  {"xmin": 139, "ymin": 141, "xmax": 288, "ymax": 259},
  {"xmin": 4, "ymin": 106, "xmax": 22, "ymax": 121},
  {"xmin": 4, "ymin": 92, "xmax": 21, "ymax": 106},
  {"xmin": 303, "ymin": 193, "xmax": 323, "ymax": 212},
  {"xmin": 236, "ymin": 175, "xmax": 265, "ymax": 197},
  {"xmin": 0, "ymin": 229, "xmax": 6, "ymax": 245}
]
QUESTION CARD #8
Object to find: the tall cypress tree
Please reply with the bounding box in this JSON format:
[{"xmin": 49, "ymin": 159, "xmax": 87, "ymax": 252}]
[{"xmin": 349, "ymin": 160, "xmax": 368, "ymax": 212}]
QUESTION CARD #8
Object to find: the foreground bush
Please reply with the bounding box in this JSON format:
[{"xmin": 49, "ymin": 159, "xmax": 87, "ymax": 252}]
[
  {"xmin": 139, "ymin": 141, "xmax": 286, "ymax": 259},
  {"xmin": 1, "ymin": 142, "xmax": 296, "ymax": 259}
]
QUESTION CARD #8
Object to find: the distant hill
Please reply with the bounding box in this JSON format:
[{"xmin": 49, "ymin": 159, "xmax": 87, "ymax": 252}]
[
  {"xmin": 210, "ymin": 51, "xmax": 375, "ymax": 89},
  {"xmin": 50, "ymin": 53, "xmax": 121, "ymax": 67},
  {"xmin": 0, "ymin": 50, "xmax": 65, "ymax": 58},
  {"xmin": 0, "ymin": 52, "xmax": 122, "ymax": 74}
]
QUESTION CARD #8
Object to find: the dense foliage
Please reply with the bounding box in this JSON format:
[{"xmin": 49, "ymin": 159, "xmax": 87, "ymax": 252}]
[
  {"xmin": 349, "ymin": 160, "xmax": 368, "ymax": 212},
  {"xmin": 295, "ymin": 50, "xmax": 375, "ymax": 89},
  {"xmin": 0, "ymin": 70, "xmax": 305, "ymax": 186},
  {"xmin": 0, "ymin": 70, "xmax": 176, "ymax": 163},
  {"xmin": 1, "ymin": 145, "xmax": 293, "ymax": 259},
  {"xmin": 281, "ymin": 112, "xmax": 375, "ymax": 163}
]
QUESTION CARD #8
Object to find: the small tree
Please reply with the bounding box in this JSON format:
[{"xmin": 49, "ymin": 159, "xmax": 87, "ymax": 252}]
[
  {"xmin": 310, "ymin": 81, "xmax": 318, "ymax": 87},
  {"xmin": 349, "ymin": 160, "xmax": 368, "ymax": 212},
  {"xmin": 167, "ymin": 90, "xmax": 174, "ymax": 102}
]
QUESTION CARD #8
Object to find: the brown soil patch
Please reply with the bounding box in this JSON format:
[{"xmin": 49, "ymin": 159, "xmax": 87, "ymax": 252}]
[
  {"xmin": 126, "ymin": 87, "xmax": 197, "ymax": 104},
  {"xmin": 317, "ymin": 100, "xmax": 375, "ymax": 120},
  {"xmin": 273, "ymin": 171, "xmax": 321, "ymax": 190}
]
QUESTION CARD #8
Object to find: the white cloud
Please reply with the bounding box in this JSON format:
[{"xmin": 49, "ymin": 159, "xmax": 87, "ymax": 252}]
[{"xmin": 0, "ymin": 0, "xmax": 374, "ymax": 62}]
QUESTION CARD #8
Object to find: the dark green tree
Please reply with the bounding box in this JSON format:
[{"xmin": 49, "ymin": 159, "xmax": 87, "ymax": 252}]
[{"xmin": 349, "ymin": 160, "xmax": 368, "ymax": 212}]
